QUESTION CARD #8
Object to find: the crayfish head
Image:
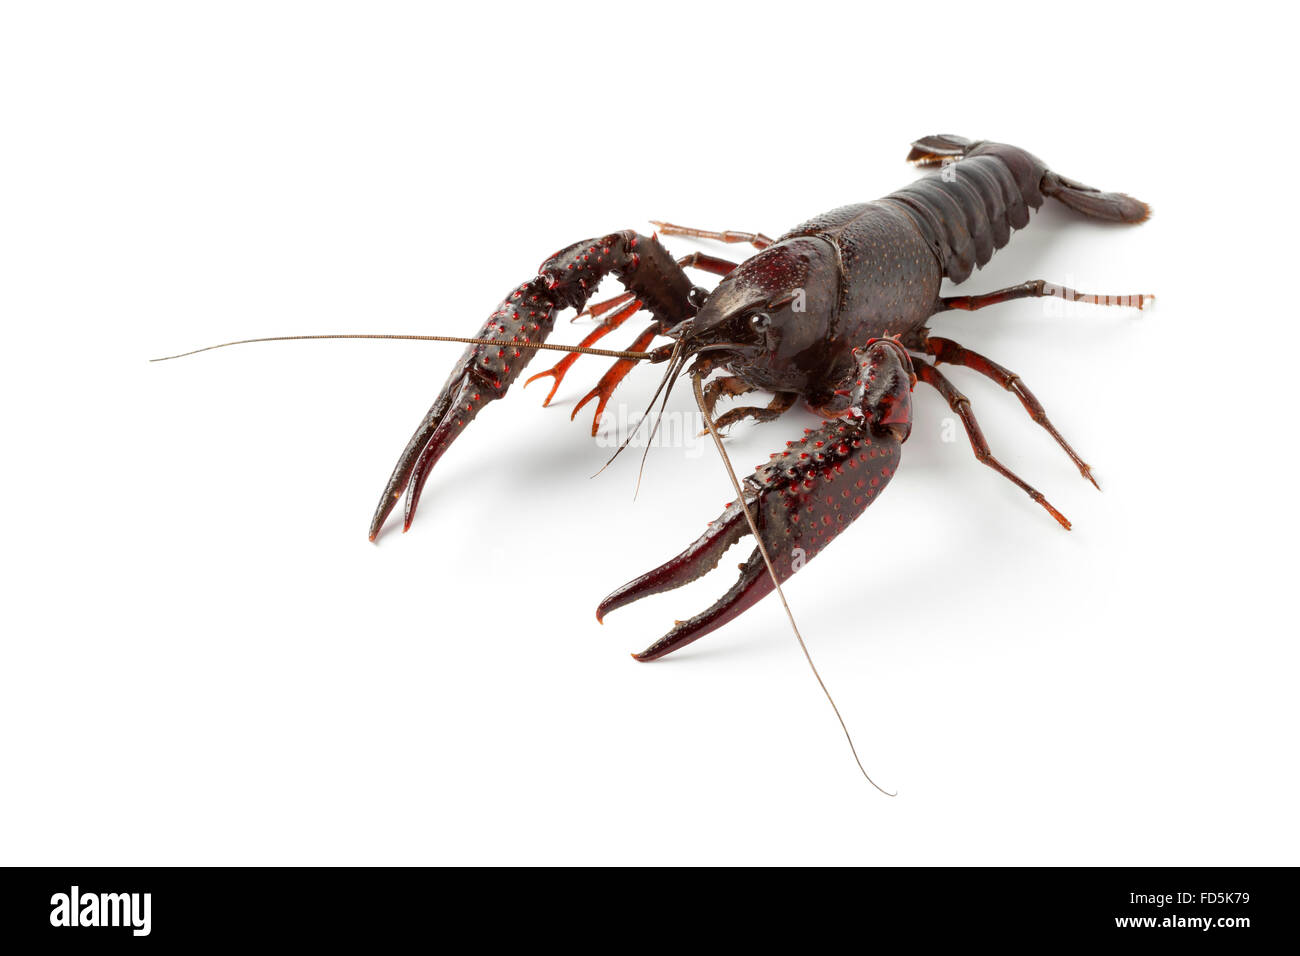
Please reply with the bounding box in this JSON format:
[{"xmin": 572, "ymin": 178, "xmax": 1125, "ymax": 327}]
[{"xmin": 672, "ymin": 236, "xmax": 841, "ymax": 383}]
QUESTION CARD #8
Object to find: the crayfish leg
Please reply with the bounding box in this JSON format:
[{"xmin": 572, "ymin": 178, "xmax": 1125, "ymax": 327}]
[
  {"xmin": 649, "ymin": 221, "xmax": 775, "ymax": 250},
  {"xmin": 571, "ymin": 324, "xmax": 659, "ymax": 437},
  {"xmin": 704, "ymin": 391, "xmax": 798, "ymax": 435},
  {"xmin": 524, "ymin": 298, "xmax": 642, "ymax": 406},
  {"xmin": 912, "ymin": 358, "xmax": 1071, "ymax": 529},
  {"xmin": 924, "ymin": 335, "xmax": 1098, "ymax": 490},
  {"xmin": 938, "ymin": 278, "xmax": 1153, "ymax": 313},
  {"xmin": 700, "ymin": 375, "xmax": 758, "ymax": 418}
]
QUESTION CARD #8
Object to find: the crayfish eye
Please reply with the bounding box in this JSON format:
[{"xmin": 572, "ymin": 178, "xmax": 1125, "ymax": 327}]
[
  {"xmin": 687, "ymin": 286, "xmax": 710, "ymax": 310},
  {"xmin": 748, "ymin": 312, "xmax": 772, "ymax": 332}
]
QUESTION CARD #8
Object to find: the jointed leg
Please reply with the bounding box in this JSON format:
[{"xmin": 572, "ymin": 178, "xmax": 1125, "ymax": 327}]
[
  {"xmin": 923, "ymin": 336, "xmax": 1098, "ymax": 489},
  {"xmin": 571, "ymin": 324, "xmax": 659, "ymax": 436},
  {"xmin": 525, "ymin": 297, "xmax": 643, "ymax": 405},
  {"xmin": 939, "ymin": 279, "xmax": 1152, "ymax": 313},
  {"xmin": 696, "ymin": 377, "xmax": 797, "ymax": 434},
  {"xmin": 571, "ymin": 251, "xmax": 740, "ymax": 325},
  {"xmin": 650, "ymin": 220, "xmax": 776, "ymax": 250},
  {"xmin": 913, "ymin": 359, "xmax": 1071, "ymax": 530},
  {"xmin": 676, "ymin": 251, "xmax": 743, "ymax": 276},
  {"xmin": 701, "ymin": 375, "xmax": 758, "ymax": 418},
  {"xmin": 710, "ymin": 391, "xmax": 798, "ymax": 433}
]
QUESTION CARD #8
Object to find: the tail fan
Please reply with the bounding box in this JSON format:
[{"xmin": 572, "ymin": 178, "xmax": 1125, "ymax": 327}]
[{"xmin": 1040, "ymin": 171, "xmax": 1151, "ymax": 223}]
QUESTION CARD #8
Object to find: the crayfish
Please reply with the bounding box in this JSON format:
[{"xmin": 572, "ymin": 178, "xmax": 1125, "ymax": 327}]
[{"xmin": 158, "ymin": 135, "xmax": 1151, "ymax": 790}]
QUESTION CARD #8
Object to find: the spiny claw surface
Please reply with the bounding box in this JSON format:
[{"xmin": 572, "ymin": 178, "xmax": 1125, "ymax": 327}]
[{"xmin": 601, "ymin": 420, "xmax": 904, "ymax": 661}]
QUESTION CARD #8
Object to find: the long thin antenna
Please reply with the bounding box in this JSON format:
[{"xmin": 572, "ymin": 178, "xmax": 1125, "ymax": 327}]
[
  {"xmin": 633, "ymin": 341, "xmax": 687, "ymax": 497},
  {"xmin": 150, "ymin": 333, "xmax": 661, "ymax": 364},
  {"xmin": 691, "ymin": 372, "xmax": 895, "ymax": 796},
  {"xmin": 590, "ymin": 338, "xmax": 685, "ymax": 480}
]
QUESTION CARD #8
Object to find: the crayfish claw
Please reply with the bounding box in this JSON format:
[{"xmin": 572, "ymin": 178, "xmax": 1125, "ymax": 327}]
[
  {"xmin": 602, "ymin": 378, "xmax": 908, "ymax": 661},
  {"xmin": 369, "ymin": 276, "xmax": 557, "ymax": 542},
  {"xmin": 369, "ymin": 231, "xmax": 695, "ymax": 541},
  {"xmin": 596, "ymin": 500, "xmax": 751, "ymax": 625},
  {"xmin": 631, "ymin": 549, "xmax": 775, "ymax": 662},
  {"xmin": 601, "ymin": 341, "xmax": 914, "ymax": 660}
]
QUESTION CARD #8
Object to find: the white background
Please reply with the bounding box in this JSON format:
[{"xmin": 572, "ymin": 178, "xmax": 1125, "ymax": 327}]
[{"xmin": 2, "ymin": 2, "xmax": 1296, "ymax": 866}]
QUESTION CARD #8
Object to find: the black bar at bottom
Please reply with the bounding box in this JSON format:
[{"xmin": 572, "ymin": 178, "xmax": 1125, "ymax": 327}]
[{"xmin": 0, "ymin": 866, "xmax": 1286, "ymax": 945}]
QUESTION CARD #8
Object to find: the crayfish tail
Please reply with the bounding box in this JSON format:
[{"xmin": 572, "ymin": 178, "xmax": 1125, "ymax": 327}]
[
  {"xmin": 1041, "ymin": 171, "xmax": 1151, "ymax": 224},
  {"xmin": 906, "ymin": 134, "xmax": 973, "ymax": 165}
]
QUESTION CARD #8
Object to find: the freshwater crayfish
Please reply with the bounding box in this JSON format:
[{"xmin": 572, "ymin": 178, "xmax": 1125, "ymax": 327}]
[
  {"xmin": 157, "ymin": 135, "xmax": 1151, "ymax": 788},
  {"xmin": 374, "ymin": 134, "xmax": 1149, "ymax": 656}
]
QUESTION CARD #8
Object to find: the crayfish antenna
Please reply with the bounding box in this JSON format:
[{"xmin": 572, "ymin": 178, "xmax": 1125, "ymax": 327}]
[
  {"xmin": 590, "ymin": 337, "xmax": 686, "ymax": 485},
  {"xmin": 149, "ymin": 333, "xmax": 661, "ymax": 364},
  {"xmin": 690, "ymin": 372, "xmax": 896, "ymax": 797}
]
